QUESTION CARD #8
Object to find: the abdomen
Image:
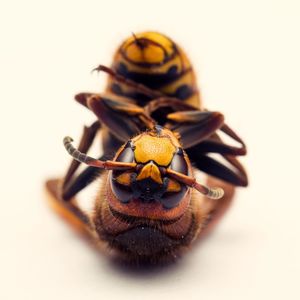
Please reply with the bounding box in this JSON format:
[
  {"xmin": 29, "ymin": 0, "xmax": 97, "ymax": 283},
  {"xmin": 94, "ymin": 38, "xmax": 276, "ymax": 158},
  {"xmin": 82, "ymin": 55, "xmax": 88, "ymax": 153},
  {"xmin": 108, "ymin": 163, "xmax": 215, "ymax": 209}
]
[{"xmin": 106, "ymin": 31, "xmax": 202, "ymax": 108}]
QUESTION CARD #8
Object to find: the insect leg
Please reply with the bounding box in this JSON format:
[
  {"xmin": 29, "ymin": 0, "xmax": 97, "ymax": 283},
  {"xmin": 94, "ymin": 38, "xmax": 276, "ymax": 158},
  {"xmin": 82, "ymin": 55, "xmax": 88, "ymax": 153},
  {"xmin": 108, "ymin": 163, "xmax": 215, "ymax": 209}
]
[
  {"xmin": 86, "ymin": 93, "xmax": 155, "ymax": 141},
  {"xmin": 46, "ymin": 120, "xmax": 102, "ymax": 232},
  {"xmin": 62, "ymin": 120, "xmax": 100, "ymax": 192},
  {"xmin": 93, "ymin": 65, "xmax": 164, "ymax": 99},
  {"xmin": 189, "ymin": 133, "xmax": 246, "ymax": 156},
  {"xmin": 188, "ymin": 130, "xmax": 248, "ymax": 185},
  {"xmin": 62, "ymin": 94, "xmax": 155, "ymax": 200},
  {"xmin": 146, "ymin": 100, "xmax": 246, "ymax": 152},
  {"xmin": 144, "ymin": 97, "xmax": 195, "ymax": 116},
  {"xmin": 46, "ymin": 124, "xmax": 110, "ymax": 233},
  {"xmin": 62, "ymin": 154, "xmax": 109, "ymax": 201},
  {"xmin": 74, "ymin": 92, "xmax": 96, "ymax": 109},
  {"xmin": 46, "ymin": 124, "xmax": 107, "ymax": 233},
  {"xmin": 223, "ymin": 154, "xmax": 248, "ymax": 186},
  {"xmin": 167, "ymin": 110, "xmax": 225, "ymax": 148},
  {"xmin": 46, "ymin": 178, "xmax": 92, "ymax": 230},
  {"xmin": 186, "ymin": 151, "xmax": 248, "ymax": 187}
]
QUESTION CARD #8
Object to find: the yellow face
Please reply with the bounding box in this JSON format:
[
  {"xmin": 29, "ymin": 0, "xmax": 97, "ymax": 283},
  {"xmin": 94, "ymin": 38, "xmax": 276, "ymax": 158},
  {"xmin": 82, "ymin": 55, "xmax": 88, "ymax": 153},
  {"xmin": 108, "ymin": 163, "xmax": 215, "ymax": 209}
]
[
  {"xmin": 132, "ymin": 132, "xmax": 177, "ymax": 185},
  {"xmin": 134, "ymin": 135, "xmax": 176, "ymax": 166},
  {"xmin": 113, "ymin": 128, "xmax": 187, "ymax": 188},
  {"xmin": 109, "ymin": 127, "xmax": 191, "ymax": 216}
]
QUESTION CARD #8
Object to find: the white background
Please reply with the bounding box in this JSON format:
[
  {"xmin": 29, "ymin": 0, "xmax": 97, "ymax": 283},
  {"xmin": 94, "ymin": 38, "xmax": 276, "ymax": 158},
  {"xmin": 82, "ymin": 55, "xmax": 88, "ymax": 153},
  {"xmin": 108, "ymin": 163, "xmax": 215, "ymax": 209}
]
[{"xmin": 1, "ymin": 0, "xmax": 300, "ymax": 299}]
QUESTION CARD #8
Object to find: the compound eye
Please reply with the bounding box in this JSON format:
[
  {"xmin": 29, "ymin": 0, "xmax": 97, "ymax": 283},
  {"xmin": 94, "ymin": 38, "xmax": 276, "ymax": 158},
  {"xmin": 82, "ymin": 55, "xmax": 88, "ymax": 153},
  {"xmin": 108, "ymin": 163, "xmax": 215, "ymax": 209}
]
[
  {"xmin": 160, "ymin": 185, "xmax": 187, "ymax": 209},
  {"xmin": 111, "ymin": 172, "xmax": 133, "ymax": 203},
  {"xmin": 111, "ymin": 143, "xmax": 135, "ymax": 203},
  {"xmin": 116, "ymin": 142, "xmax": 134, "ymax": 163},
  {"xmin": 170, "ymin": 149, "xmax": 188, "ymax": 175},
  {"xmin": 111, "ymin": 180, "xmax": 132, "ymax": 203}
]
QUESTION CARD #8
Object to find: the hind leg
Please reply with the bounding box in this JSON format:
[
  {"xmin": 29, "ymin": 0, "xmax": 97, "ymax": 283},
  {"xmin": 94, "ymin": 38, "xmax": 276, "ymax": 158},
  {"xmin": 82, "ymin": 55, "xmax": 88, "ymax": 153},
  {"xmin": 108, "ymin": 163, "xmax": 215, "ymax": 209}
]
[{"xmin": 45, "ymin": 121, "xmax": 102, "ymax": 237}]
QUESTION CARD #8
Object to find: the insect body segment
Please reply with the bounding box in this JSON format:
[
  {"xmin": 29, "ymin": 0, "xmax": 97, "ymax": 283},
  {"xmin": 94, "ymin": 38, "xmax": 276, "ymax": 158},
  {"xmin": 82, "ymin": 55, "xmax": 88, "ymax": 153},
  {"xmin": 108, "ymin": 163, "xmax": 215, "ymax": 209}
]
[
  {"xmin": 108, "ymin": 31, "xmax": 201, "ymax": 107},
  {"xmin": 46, "ymin": 31, "xmax": 248, "ymax": 263}
]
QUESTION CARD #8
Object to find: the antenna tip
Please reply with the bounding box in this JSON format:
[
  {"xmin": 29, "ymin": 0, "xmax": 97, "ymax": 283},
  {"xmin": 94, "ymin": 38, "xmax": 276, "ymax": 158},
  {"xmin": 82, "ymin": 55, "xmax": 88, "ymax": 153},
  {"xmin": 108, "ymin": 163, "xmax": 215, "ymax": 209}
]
[
  {"xmin": 207, "ymin": 187, "xmax": 224, "ymax": 200},
  {"xmin": 63, "ymin": 136, "xmax": 73, "ymax": 144}
]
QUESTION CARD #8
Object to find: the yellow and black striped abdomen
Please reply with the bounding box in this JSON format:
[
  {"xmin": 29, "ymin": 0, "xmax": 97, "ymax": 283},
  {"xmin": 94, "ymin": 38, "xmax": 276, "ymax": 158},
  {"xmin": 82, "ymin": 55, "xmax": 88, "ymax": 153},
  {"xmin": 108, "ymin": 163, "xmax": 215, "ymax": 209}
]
[{"xmin": 106, "ymin": 32, "xmax": 201, "ymax": 108}]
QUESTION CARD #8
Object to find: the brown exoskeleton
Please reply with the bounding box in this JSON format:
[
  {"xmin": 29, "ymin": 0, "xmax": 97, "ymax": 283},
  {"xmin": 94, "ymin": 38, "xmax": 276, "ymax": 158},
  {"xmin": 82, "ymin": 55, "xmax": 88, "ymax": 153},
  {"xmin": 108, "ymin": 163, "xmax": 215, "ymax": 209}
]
[
  {"xmin": 46, "ymin": 31, "xmax": 248, "ymax": 264},
  {"xmin": 46, "ymin": 95, "xmax": 247, "ymax": 264},
  {"xmin": 74, "ymin": 31, "xmax": 248, "ymax": 191}
]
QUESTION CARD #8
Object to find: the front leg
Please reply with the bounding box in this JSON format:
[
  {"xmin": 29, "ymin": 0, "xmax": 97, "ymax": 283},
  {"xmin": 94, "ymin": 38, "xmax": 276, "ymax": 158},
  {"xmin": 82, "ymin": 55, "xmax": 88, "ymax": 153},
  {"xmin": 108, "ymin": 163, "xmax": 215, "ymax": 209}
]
[
  {"xmin": 187, "ymin": 152, "xmax": 248, "ymax": 187},
  {"xmin": 45, "ymin": 122, "xmax": 106, "ymax": 232},
  {"xmin": 93, "ymin": 65, "xmax": 164, "ymax": 99},
  {"xmin": 46, "ymin": 121, "xmax": 102, "ymax": 232},
  {"xmin": 75, "ymin": 92, "xmax": 155, "ymax": 141},
  {"xmin": 145, "ymin": 99, "xmax": 247, "ymax": 155},
  {"xmin": 62, "ymin": 93, "xmax": 156, "ymax": 200},
  {"xmin": 62, "ymin": 120, "xmax": 100, "ymax": 192}
]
